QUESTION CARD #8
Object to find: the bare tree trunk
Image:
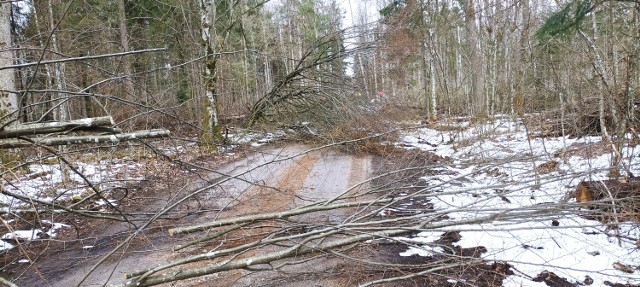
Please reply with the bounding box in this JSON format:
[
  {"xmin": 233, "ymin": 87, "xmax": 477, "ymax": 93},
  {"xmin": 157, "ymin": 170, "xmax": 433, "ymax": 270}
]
[
  {"xmin": 0, "ymin": 2, "xmax": 17, "ymax": 126},
  {"xmin": 581, "ymin": 18, "xmax": 610, "ymax": 137},
  {"xmin": 421, "ymin": 28, "xmax": 430, "ymax": 117},
  {"xmin": 286, "ymin": 0, "xmax": 294, "ymax": 74},
  {"xmin": 579, "ymin": 13, "xmax": 625, "ymax": 178},
  {"xmin": 0, "ymin": 116, "xmax": 115, "ymax": 138},
  {"xmin": 419, "ymin": 0, "xmax": 437, "ymax": 120},
  {"xmin": 118, "ymin": 0, "xmax": 135, "ymax": 100},
  {"xmin": 464, "ymin": 0, "xmax": 484, "ymax": 116},
  {"xmin": 515, "ymin": 0, "xmax": 531, "ymax": 116},
  {"xmin": 31, "ymin": 4, "xmax": 55, "ymax": 122},
  {"xmin": 46, "ymin": 0, "xmax": 72, "ymax": 182},
  {"xmin": 372, "ymin": 49, "xmax": 378, "ymax": 94},
  {"xmin": 47, "ymin": 0, "xmax": 68, "ymax": 122},
  {"xmin": 421, "ymin": 49, "xmax": 430, "ymax": 112},
  {"xmin": 0, "ymin": 129, "xmax": 169, "ymax": 148},
  {"xmin": 240, "ymin": 7, "xmax": 250, "ymax": 109},
  {"xmin": 456, "ymin": 26, "xmax": 462, "ymax": 92},
  {"xmin": 430, "ymin": 42, "xmax": 437, "ymax": 119},
  {"xmin": 199, "ymin": 0, "xmax": 222, "ymax": 142},
  {"xmin": 490, "ymin": 23, "xmax": 498, "ymax": 116}
]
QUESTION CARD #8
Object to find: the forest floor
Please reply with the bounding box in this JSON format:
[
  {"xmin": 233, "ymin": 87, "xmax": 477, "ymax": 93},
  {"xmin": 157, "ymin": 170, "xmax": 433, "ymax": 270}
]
[
  {"xmin": 1, "ymin": 117, "xmax": 640, "ymax": 286},
  {"xmin": 0, "ymin": 144, "xmax": 405, "ymax": 286}
]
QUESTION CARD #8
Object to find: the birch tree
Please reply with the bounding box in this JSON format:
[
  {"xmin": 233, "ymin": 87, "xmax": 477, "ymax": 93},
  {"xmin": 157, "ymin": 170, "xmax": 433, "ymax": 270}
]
[
  {"xmin": 0, "ymin": 1, "xmax": 16, "ymax": 127},
  {"xmin": 199, "ymin": 0, "xmax": 222, "ymax": 142}
]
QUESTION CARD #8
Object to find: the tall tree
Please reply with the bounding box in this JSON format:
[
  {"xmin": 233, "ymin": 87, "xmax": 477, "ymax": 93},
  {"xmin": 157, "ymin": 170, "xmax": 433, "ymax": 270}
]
[
  {"xmin": 118, "ymin": 0, "xmax": 135, "ymax": 100},
  {"xmin": 199, "ymin": 0, "xmax": 222, "ymax": 142},
  {"xmin": 464, "ymin": 0, "xmax": 484, "ymax": 116},
  {"xmin": 47, "ymin": 0, "xmax": 68, "ymax": 122},
  {"xmin": 0, "ymin": 1, "xmax": 17, "ymax": 126}
]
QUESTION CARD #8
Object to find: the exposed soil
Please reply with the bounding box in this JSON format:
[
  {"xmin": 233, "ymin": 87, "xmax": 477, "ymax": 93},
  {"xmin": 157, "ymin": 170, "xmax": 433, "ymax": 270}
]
[{"xmin": 1, "ymin": 144, "xmax": 513, "ymax": 287}]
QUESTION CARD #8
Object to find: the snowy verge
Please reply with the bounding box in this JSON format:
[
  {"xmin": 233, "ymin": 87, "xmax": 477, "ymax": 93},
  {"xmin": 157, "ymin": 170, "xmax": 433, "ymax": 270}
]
[{"xmin": 392, "ymin": 118, "xmax": 640, "ymax": 286}]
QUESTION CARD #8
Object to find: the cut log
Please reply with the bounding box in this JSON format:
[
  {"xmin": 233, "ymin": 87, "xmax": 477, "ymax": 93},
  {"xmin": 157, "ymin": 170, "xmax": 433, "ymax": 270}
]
[
  {"xmin": 0, "ymin": 116, "xmax": 115, "ymax": 139},
  {"xmin": 575, "ymin": 178, "xmax": 640, "ymax": 203},
  {"xmin": 0, "ymin": 129, "xmax": 169, "ymax": 148}
]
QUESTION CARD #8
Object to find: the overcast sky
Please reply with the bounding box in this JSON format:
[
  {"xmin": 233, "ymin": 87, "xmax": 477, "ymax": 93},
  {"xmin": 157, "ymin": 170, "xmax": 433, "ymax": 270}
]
[{"xmin": 339, "ymin": 0, "xmax": 382, "ymax": 29}]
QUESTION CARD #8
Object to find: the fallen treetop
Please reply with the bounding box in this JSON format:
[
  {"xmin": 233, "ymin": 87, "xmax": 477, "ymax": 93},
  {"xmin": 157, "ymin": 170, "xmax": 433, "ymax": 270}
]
[
  {"xmin": 0, "ymin": 116, "xmax": 115, "ymax": 139},
  {"xmin": 0, "ymin": 129, "xmax": 170, "ymax": 148}
]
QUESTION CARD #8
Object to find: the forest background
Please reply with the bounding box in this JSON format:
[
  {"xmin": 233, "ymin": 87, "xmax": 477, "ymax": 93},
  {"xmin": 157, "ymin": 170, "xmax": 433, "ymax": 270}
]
[{"xmin": 2, "ymin": 0, "xmax": 633, "ymax": 145}]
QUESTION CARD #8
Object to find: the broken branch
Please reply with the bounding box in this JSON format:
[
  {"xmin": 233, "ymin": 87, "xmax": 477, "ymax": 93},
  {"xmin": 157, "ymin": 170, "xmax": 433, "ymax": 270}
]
[
  {"xmin": 0, "ymin": 129, "xmax": 169, "ymax": 148},
  {"xmin": 0, "ymin": 116, "xmax": 115, "ymax": 138}
]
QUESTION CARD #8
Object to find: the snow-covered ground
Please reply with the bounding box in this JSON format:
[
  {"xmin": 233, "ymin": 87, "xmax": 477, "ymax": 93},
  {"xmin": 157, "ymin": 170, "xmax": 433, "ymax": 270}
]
[
  {"xmin": 0, "ymin": 130, "xmax": 286, "ymax": 252},
  {"xmin": 2, "ymin": 159, "xmax": 143, "ymax": 204},
  {"xmin": 2, "ymin": 118, "xmax": 639, "ymax": 285},
  {"xmin": 227, "ymin": 129, "xmax": 287, "ymax": 147},
  {"xmin": 0, "ymin": 157, "xmax": 144, "ymax": 250},
  {"xmin": 395, "ymin": 117, "xmax": 640, "ymax": 286}
]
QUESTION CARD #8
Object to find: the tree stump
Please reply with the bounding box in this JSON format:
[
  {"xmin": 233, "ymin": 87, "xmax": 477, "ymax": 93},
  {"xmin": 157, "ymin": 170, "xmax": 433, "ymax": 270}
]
[
  {"xmin": 575, "ymin": 178, "xmax": 640, "ymax": 203},
  {"xmin": 575, "ymin": 178, "xmax": 640, "ymax": 221}
]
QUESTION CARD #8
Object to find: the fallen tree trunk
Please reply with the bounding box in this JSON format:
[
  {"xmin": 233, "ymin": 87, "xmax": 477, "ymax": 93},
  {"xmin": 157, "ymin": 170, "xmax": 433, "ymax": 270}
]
[
  {"xmin": 0, "ymin": 116, "xmax": 115, "ymax": 139},
  {"xmin": 168, "ymin": 197, "xmax": 395, "ymax": 235},
  {"xmin": 118, "ymin": 209, "xmax": 522, "ymax": 287},
  {"xmin": 121, "ymin": 227, "xmax": 414, "ymax": 287},
  {"xmin": 0, "ymin": 129, "xmax": 169, "ymax": 148}
]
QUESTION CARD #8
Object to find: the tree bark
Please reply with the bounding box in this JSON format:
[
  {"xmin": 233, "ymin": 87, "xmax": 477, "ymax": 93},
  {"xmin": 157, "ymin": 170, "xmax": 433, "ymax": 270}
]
[
  {"xmin": 0, "ymin": 129, "xmax": 169, "ymax": 148},
  {"xmin": 47, "ymin": 0, "xmax": 68, "ymax": 122},
  {"xmin": 429, "ymin": 29, "xmax": 437, "ymax": 120},
  {"xmin": 30, "ymin": 3, "xmax": 55, "ymax": 122},
  {"xmin": 464, "ymin": 0, "xmax": 484, "ymax": 116},
  {"xmin": 118, "ymin": 0, "xmax": 135, "ymax": 100},
  {"xmin": 168, "ymin": 197, "xmax": 395, "ymax": 235},
  {"xmin": 0, "ymin": 116, "xmax": 115, "ymax": 138},
  {"xmin": 0, "ymin": 1, "xmax": 17, "ymax": 126},
  {"xmin": 199, "ymin": 0, "xmax": 222, "ymax": 142}
]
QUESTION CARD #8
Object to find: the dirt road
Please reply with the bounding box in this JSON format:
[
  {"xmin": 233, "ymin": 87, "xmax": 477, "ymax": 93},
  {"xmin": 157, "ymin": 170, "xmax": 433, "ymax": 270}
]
[{"xmin": 10, "ymin": 144, "xmax": 373, "ymax": 286}]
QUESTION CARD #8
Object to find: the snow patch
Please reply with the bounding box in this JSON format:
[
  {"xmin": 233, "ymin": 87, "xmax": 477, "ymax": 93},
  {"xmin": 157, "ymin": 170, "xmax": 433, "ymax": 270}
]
[
  {"xmin": 1, "ymin": 159, "xmax": 143, "ymax": 207},
  {"xmin": 395, "ymin": 118, "xmax": 640, "ymax": 286}
]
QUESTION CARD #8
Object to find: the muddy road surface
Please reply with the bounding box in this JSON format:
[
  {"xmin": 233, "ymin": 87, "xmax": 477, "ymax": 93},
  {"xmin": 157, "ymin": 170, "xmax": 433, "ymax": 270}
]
[{"xmin": 7, "ymin": 145, "xmax": 375, "ymax": 286}]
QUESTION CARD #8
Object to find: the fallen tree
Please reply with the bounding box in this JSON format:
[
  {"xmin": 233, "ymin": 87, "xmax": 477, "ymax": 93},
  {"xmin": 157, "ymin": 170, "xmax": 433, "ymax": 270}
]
[
  {"xmin": 119, "ymin": 204, "xmax": 528, "ymax": 287},
  {"xmin": 0, "ymin": 116, "xmax": 117, "ymax": 138},
  {"xmin": 0, "ymin": 129, "xmax": 169, "ymax": 148},
  {"xmin": 245, "ymin": 31, "xmax": 370, "ymax": 128}
]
